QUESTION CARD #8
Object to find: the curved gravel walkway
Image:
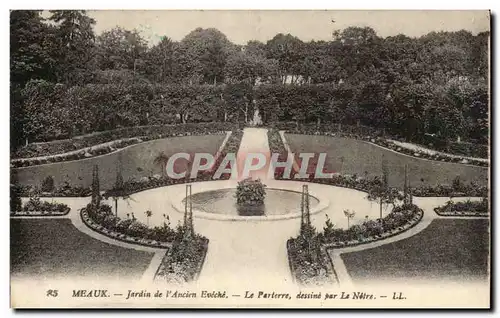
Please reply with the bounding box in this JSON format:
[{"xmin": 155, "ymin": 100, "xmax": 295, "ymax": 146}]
[{"xmin": 11, "ymin": 128, "xmax": 487, "ymax": 288}]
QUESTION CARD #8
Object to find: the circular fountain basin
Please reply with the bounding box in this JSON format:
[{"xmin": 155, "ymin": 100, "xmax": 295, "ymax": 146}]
[{"xmin": 171, "ymin": 180, "xmax": 330, "ymax": 221}]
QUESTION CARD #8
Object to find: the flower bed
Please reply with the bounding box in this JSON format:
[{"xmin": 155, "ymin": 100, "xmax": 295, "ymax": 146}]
[
  {"xmin": 81, "ymin": 199, "xmax": 209, "ymax": 283},
  {"xmin": 410, "ymin": 184, "xmax": 487, "ymax": 198},
  {"xmin": 81, "ymin": 204, "xmax": 176, "ymax": 248},
  {"xmin": 236, "ymin": 178, "xmax": 266, "ymax": 206},
  {"xmin": 154, "ymin": 236, "xmax": 209, "ymax": 284},
  {"xmin": 12, "ymin": 138, "xmax": 141, "ymax": 168},
  {"xmin": 277, "ymin": 123, "xmax": 488, "ymax": 166},
  {"xmin": 287, "ymin": 237, "xmax": 338, "ymax": 286},
  {"xmin": 321, "ymin": 204, "xmax": 424, "ymax": 249},
  {"xmin": 19, "ymin": 184, "xmax": 92, "ymax": 198},
  {"xmin": 434, "ymin": 198, "xmax": 489, "ymax": 217},
  {"xmin": 11, "ymin": 196, "xmax": 70, "ymax": 216},
  {"xmin": 287, "ymin": 204, "xmax": 424, "ymax": 286},
  {"xmin": 12, "ymin": 122, "xmax": 233, "ymax": 167}
]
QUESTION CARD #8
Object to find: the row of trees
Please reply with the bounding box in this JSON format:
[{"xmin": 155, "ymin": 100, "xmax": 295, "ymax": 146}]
[
  {"xmin": 11, "ymin": 11, "xmax": 489, "ymax": 151},
  {"xmin": 20, "ymin": 80, "xmax": 488, "ymax": 145},
  {"xmin": 11, "ymin": 11, "xmax": 489, "ymax": 87}
]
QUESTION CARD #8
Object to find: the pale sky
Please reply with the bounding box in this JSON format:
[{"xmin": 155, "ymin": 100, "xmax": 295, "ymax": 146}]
[{"xmin": 86, "ymin": 10, "xmax": 490, "ymax": 45}]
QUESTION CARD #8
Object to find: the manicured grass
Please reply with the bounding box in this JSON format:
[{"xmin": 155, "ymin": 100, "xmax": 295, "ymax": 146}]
[
  {"xmin": 11, "ymin": 219, "xmax": 154, "ymax": 280},
  {"xmin": 14, "ymin": 134, "xmax": 226, "ymax": 190},
  {"xmin": 285, "ymin": 134, "xmax": 488, "ymax": 188},
  {"xmin": 340, "ymin": 219, "xmax": 489, "ymax": 283}
]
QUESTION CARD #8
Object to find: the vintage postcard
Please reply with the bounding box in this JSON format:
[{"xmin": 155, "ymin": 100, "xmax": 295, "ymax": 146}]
[{"xmin": 10, "ymin": 10, "xmax": 490, "ymax": 308}]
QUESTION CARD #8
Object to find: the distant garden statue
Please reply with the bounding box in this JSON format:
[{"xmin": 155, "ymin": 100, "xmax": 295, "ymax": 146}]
[
  {"xmin": 249, "ymin": 104, "xmax": 263, "ymax": 127},
  {"xmin": 235, "ymin": 178, "xmax": 266, "ymax": 206}
]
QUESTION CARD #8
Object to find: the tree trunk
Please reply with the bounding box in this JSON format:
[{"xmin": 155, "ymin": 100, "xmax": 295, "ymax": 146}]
[
  {"xmin": 244, "ymin": 102, "xmax": 249, "ymax": 123},
  {"xmin": 115, "ymin": 199, "xmax": 118, "ymax": 217},
  {"xmin": 379, "ymin": 198, "xmax": 383, "ymax": 219}
]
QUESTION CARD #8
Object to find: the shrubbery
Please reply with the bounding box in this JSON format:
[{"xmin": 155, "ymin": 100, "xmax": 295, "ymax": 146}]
[
  {"xmin": 154, "ymin": 235, "xmax": 209, "ymax": 284},
  {"xmin": 83, "ymin": 200, "xmax": 208, "ymax": 284},
  {"xmin": 85, "ymin": 203, "xmax": 177, "ymax": 244},
  {"xmin": 11, "ymin": 193, "xmax": 70, "ymax": 215},
  {"xmin": 319, "ymin": 204, "xmax": 423, "ymax": 245},
  {"xmin": 435, "ymin": 197, "xmax": 489, "ymax": 216},
  {"xmin": 235, "ymin": 178, "xmax": 266, "ymax": 206},
  {"xmin": 287, "ymin": 230, "xmax": 337, "ymax": 286}
]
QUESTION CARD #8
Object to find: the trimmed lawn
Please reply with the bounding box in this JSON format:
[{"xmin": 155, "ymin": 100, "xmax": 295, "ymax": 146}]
[
  {"xmin": 11, "ymin": 219, "xmax": 154, "ymax": 280},
  {"xmin": 286, "ymin": 134, "xmax": 488, "ymax": 188},
  {"xmin": 340, "ymin": 219, "xmax": 490, "ymax": 283},
  {"xmin": 14, "ymin": 135, "xmax": 226, "ymax": 190}
]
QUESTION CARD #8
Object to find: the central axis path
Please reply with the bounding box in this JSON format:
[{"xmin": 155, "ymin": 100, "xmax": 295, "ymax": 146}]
[
  {"xmin": 197, "ymin": 127, "xmax": 298, "ymax": 288},
  {"xmin": 236, "ymin": 127, "xmax": 273, "ymax": 181}
]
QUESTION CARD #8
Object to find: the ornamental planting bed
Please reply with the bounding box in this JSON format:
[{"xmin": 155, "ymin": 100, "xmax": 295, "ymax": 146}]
[
  {"xmin": 80, "ymin": 207, "xmax": 171, "ymax": 249},
  {"xmin": 323, "ymin": 205, "xmax": 424, "ymax": 249},
  {"xmin": 287, "ymin": 238, "xmax": 339, "ymax": 287},
  {"xmin": 434, "ymin": 198, "xmax": 489, "ymax": 217},
  {"xmin": 11, "ymin": 206, "xmax": 70, "ymax": 217},
  {"xmin": 275, "ymin": 121, "xmax": 488, "ymax": 164},
  {"xmin": 287, "ymin": 204, "xmax": 423, "ymax": 286},
  {"xmin": 13, "ymin": 122, "xmax": 236, "ymax": 160},
  {"xmin": 153, "ymin": 237, "xmax": 209, "ymax": 284},
  {"xmin": 11, "ymin": 197, "xmax": 70, "ymax": 216}
]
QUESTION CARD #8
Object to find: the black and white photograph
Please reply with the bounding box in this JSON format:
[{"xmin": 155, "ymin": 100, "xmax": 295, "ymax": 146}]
[{"xmin": 9, "ymin": 9, "xmax": 491, "ymax": 308}]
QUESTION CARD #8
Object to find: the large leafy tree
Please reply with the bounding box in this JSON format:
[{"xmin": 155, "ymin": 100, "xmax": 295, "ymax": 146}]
[
  {"xmin": 265, "ymin": 33, "xmax": 304, "ymax": 84},
  {"xmin": 145, "ymin": 36, "xmax": 176, "ymax": 83},
  {"xmin": 48, "ymin": 10, "xmax": 96, "ymax": 84},
  {"xmin": 180, "ymin": 28, "xmax": 235, "ymax": 85},
  {"xmin": 94, "ymin": 27, "xmax": 148, "ymax": 73}
]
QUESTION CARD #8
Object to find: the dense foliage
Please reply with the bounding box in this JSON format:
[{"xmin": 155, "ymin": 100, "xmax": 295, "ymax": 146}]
[
  {"xmin": 11, "ymin": 193, "xmax": 70, "ymax": 215},
  {"xmin": 287, "ymin": 232, "xmax": 337, "ymax": 286},
  {"xmin": 435, "ymin": 197, "xmax": 489, "ymax": 216},
  {"xmin": 154, "ymin": 236, "xmax": 209, "ymax": 284},
  {"xmin": 320, "ymin": 204, "xmax": 423, "ymax": 245},
  {"xmin": 235, "ymin": 178, "xmax": 267, "ymax": 206},
  {"xmin": 85, "ymin": 202, "xmax": 178, "ymax": 244},
  {"xmin": 11, "ymin": 11, "xmax": 489, "ymax": 156}
]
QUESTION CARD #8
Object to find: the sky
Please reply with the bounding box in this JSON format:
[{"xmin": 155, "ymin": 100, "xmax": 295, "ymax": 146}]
[{"xmin": 86, "ymin": 10, "xmax": 490, "ymax": 45}]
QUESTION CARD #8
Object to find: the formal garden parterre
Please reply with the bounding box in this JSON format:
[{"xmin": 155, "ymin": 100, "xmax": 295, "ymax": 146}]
[{"xmin": 10, "ymin": 13, "xmax": 490, "ymax": 290}]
